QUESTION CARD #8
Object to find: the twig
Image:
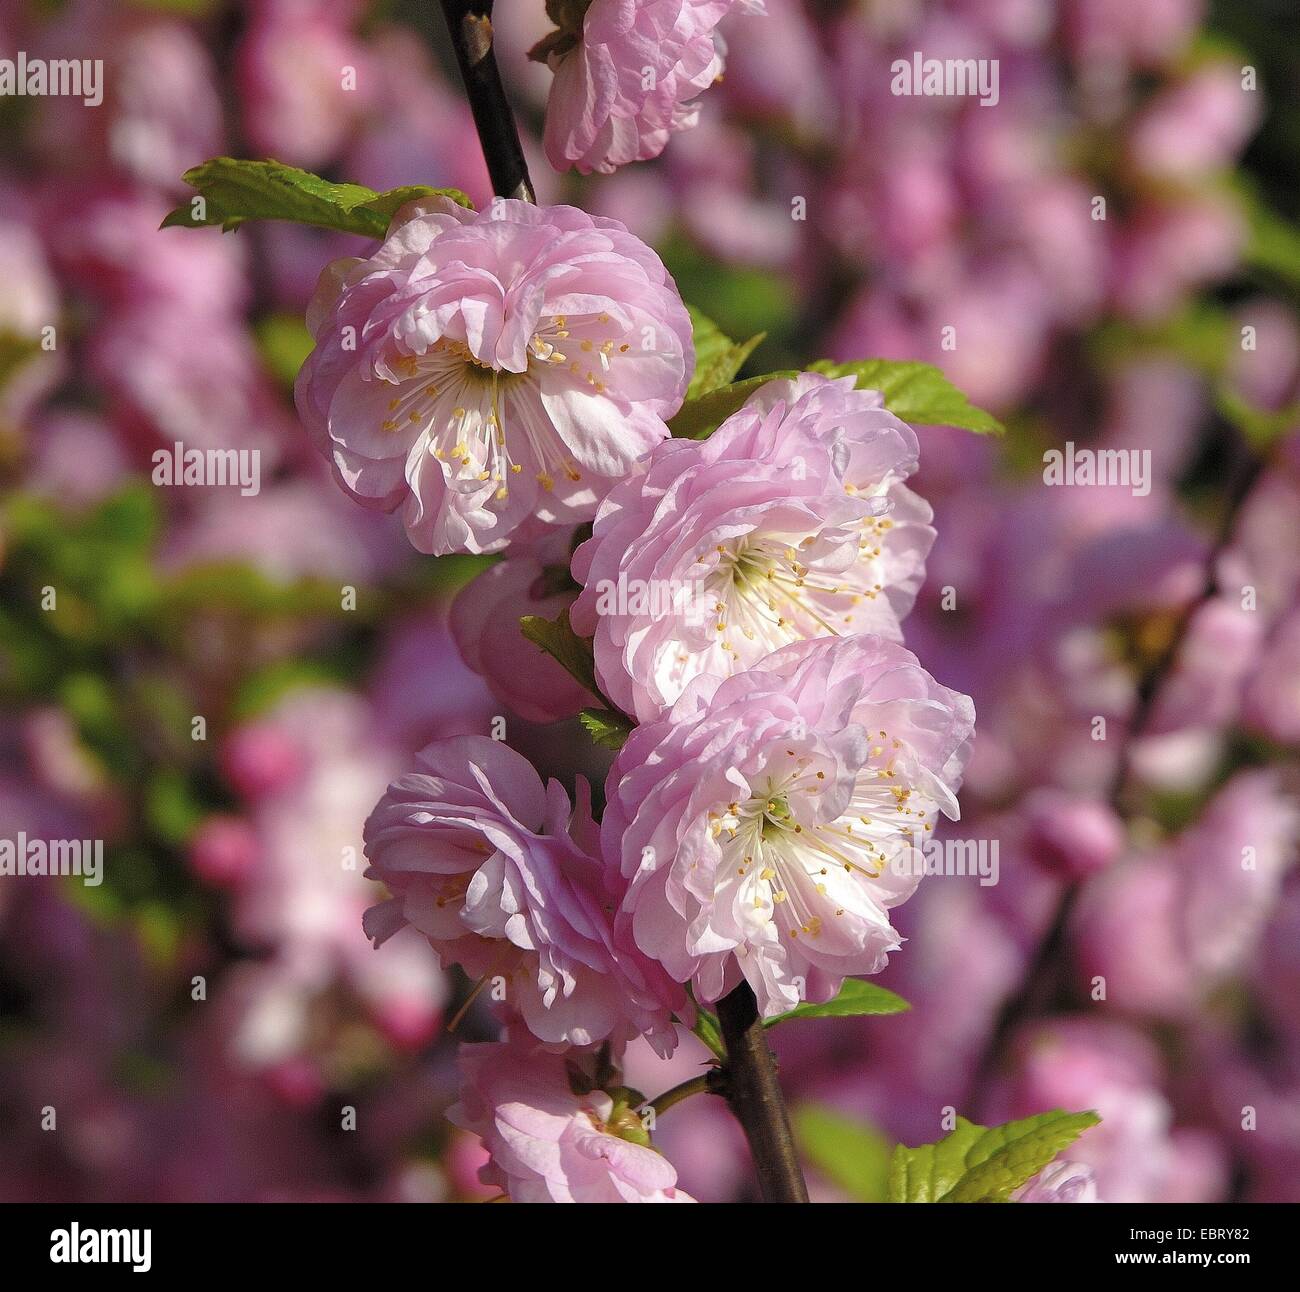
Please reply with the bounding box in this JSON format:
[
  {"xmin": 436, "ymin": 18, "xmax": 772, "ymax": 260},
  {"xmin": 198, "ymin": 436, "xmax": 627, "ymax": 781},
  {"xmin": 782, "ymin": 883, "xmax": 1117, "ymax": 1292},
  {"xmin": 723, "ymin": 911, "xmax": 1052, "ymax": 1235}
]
[
  {"xmin": 716, "ymin": 982, "xmax": 810, "ymax": 1202},
  {"xmin": 436, "ymin": 0, "xmax": 536, "ymax": 202},
  {"xmin": 968, "ymin": 440, "xmax": 1271, "ymax": 1109}
]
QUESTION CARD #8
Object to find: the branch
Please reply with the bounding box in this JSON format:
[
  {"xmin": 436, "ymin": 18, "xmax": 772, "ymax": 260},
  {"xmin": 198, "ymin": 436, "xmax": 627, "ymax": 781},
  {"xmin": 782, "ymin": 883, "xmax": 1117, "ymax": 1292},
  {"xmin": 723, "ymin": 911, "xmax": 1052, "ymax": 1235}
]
[
  {"xmin": 968, "ymin": 439, "xmax": 1271, "ymax": 1108},
  {"xmin": 436, "ymin": 0, "xmax": 536, "ymax": 202},
  {"xmin": 716, "ymin": 982, "xmax": 810, "ymax": 1202}
]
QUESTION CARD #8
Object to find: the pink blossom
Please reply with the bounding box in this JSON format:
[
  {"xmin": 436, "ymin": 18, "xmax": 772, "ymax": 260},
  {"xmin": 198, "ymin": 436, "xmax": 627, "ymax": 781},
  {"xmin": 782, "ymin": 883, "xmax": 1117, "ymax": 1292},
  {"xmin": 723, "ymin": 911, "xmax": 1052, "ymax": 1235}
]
[
  {"xmin": 1128, "ymin": 61, "xmax": 1259, "ymax": 183},
  {"xmin": 536, "ymin": 0, "xmax": 764, "ymax": 175},
  {"xmin": 571, "ymin": 372, "xmax": 933, "ymax": 722},
  {"xmin": 602, "ymin": 634, "xmax": 974, "ymax": 1016},
  {"xmin": 1022, "ymin": 789, "xmax": 1125, "ymax": 879},
  {"xmin": 363, "ymin": 735, "xmax": 682, "ymax": 1051},
  {"xmin": 189, "ymin": 816, "xmax": 260, "ymax": 888},
  {"xmin": 229, "ymin": 688, "xmax": 447, "ymax": 1069},
  {"xmin": 449, "ymin": 1035, "xmax": 695, "ymax": 1202},
  {"xmin": 1014, "ymin": 1159, "xmax": 1099, "ymax": 1202},
  {"xmin": 237, "ymin": 0, "xmax": 370, "ymax": 169},
  {"xmin": 992, "ymin": 1017, "xmax": 1226, "ymax": 1202},
  {"xmin": 1244, "ymin": 608, "xmax": 1300, "ymax": 745},
  {"xmin": 295, "ymin": 196, "xmax": 691, "ymax": 554},
  {"xmin": 451, "ymin": 528, "xmax": 596, "ymax": 723}
]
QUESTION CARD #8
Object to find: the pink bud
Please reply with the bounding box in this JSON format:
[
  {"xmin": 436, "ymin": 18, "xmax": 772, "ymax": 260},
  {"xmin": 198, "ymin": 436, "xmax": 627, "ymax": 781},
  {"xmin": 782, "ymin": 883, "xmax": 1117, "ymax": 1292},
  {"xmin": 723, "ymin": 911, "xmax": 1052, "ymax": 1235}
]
[
  {"xmin": 1023, "ymin": 790, "xmax": 1125, "ymax": 879},
  {"xmin": 188, "ymin": 815, "xmax": 259, "ymax": 887}
]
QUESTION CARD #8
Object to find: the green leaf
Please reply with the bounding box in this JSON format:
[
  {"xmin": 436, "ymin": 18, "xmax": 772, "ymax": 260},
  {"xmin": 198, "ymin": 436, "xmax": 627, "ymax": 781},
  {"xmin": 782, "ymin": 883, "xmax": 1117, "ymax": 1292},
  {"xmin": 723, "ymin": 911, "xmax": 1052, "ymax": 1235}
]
[
  {"xmin": 1215, "ymin": 385, "xmax": 1300, "ymax": 451},
  {"xmin": 795, "ymin": 1105, "xmax": 891, "ymax": 1202},
  {"xmin": 162, "ymin": 158, "xmax": 472, "ymax": 237},
  {"xmin": 764, "ymin": 978, "xmax": 910, "ymax": 1027},
  {"xmin": 0, "ymin": 330, "xmax": 43, "ymax": 391},
  {"xmin": 668, "ymin": 370, "xmax": 797, "ymax": 439},
  {"xmin": 810, "ymin": 360, "xmax": 1005, "ymax": 434},
  {"xmin": 519, "ymin": 608, "xmax": 598, "ymax": 697},
  {"xmin": 888, "ymin": 1110, "xmax": 1102, "ymax": 1203},
  {"xmin": 1238, "ymin": 180, "xmax": 1300, "ymax": 289},
  {"xmin": 578, "ymin": 708, "xmax": 634, "ymax": 750},
  {"xmin": 685, "ymin": 307, "xmax": 765, "ymax": 400},
  {"xmin": 668, "ymin": 359, "xmax": 1003, "ymax": 440},
  {"xmin": 690, "ymin": 1007, "xmax": 726, "ymax": 1061},
  {"xmin": 254, "ymin": 313, "xmax": 314, "ymax": 390}
]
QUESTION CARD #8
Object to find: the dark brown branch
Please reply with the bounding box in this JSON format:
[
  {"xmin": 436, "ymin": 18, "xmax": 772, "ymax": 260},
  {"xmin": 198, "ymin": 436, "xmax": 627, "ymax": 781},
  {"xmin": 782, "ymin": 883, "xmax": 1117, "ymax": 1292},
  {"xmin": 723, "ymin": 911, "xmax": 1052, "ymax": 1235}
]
[
  {"xmin": 716, "ymin": 982, "xmax": 810, "ymax": 1202},
  {"xmin": 437, "ymin": 0, "xmax": 536, "ymax": 202}
]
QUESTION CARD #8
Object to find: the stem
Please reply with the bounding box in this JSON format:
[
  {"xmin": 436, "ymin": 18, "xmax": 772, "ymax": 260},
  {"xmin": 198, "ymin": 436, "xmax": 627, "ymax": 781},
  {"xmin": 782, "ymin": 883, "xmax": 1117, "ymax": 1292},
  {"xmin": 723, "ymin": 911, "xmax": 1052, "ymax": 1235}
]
[
  {"xmin": 967, "ymin": 440, "xmax": 1271, "ymax": 1109},
  {"xmin": 715, "ymin": 982, "xmax": 809, "ymax": 1202},
  {"xmin": 436, "ymin": 0, "xmax": 536, "ymax": 202},
  {"xmin": 647, "ymin": 1072, "xmax": 720, "ymax": 1117}
]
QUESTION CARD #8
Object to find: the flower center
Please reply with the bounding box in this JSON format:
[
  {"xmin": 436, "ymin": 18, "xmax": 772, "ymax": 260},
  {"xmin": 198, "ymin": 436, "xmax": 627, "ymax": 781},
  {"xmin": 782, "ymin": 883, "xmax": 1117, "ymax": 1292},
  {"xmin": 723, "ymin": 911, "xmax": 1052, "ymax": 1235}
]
[{"xmin": 709, "ymin": 741, "xmax": 933, "ymax": 942}]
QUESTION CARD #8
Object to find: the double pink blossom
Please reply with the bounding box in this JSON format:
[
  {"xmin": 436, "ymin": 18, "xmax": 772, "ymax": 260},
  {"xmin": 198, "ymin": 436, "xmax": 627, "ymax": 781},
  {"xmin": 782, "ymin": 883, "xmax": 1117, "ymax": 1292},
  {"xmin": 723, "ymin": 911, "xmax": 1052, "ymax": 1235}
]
[
  {"xmin": 295, "ymin": 196, "xmax": 692, "ymax": 554},
  {"xmin": 363, "ymin": 735, "xmax": 682, "ymax": 1052},
  {"xmin": 571, "ymin": 372, "xmax": 933, "ymax": 722},
  {"xmin": 602, "ymin": 634, "xmax": 975, "ymax": 1017}
]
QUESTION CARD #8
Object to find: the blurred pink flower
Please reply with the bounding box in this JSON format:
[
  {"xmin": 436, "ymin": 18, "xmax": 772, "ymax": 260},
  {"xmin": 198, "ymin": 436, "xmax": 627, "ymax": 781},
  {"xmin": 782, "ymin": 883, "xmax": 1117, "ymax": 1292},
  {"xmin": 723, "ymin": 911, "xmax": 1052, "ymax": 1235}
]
[
  {"xmin": 1128, "ymin": 61, "xmax": 1260, "ymax": 183},
  {"xmin": 32, "ymin": 7, "xmax": 224, "ymax": 191},
  {"xmin": 449, "ymin": 1035, "xmax": 695, "ymax": 1202},
  {"xmin": 1244, "ymin": 608, "xmax": 1300, "ymax": 745},
  {"xmin": 572, "ymin": 372, "xmax": 932, "ymax": 721},
  {"xmin": 603, "ymin": 634, "xmax": 974, "ymax": 1016},
  {"xmin": 237, "ymin": 0, "xmax": 370, "ymax": 169},
  {"xmin": 295, "ymin": 196, "xmax": 691, "ymax": 554},
  {"xmin": 189, "ymin": 816, "xmax": 260, "ymax": 888},
  {"xmin": 993, "ymin": 1017, "xmax": 1226, "ymax": 1202}
]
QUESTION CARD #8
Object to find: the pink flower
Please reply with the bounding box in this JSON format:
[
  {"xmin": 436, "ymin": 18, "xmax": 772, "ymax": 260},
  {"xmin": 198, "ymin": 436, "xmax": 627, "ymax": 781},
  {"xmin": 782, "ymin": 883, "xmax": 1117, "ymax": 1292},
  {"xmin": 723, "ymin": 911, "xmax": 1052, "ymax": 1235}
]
[
  {"xmin": 451, "ymin": 528, "xmax": 596, "ymax": 723},
  {"xmin": 295, "ymin": 196, "xmax": 692, "ymax": 554},
  {"xmin": 602, "ymin": 634, "xmax": 975, "ymax": 1016},
  {"xmin": 363, "ymin": 735, "xmax": 682, "ymax": 1051},
  {"xmin": 1014, "ymin": 1160, "xmax": 1100, "ymax": 1202},
  {"xmin": 536, "ymin": 0, "xmax": 764, "ymax": 175},
  {"xmin": 237, "ymin": 0, "xmax": 370, "ymax": 170},
  {"xmin": 571, "ymin": 373, "xmax": 934, "ymax": 722},
  {"xmin": 449, "ymin": 1035, "xmax": 695, "ymax": 1202}
]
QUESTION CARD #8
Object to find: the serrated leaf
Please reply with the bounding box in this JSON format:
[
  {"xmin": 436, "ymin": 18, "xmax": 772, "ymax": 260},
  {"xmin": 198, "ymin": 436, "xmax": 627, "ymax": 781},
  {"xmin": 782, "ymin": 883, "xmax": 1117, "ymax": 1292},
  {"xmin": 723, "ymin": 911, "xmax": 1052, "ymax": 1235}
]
[
  {"xmin": 162, "ymin": 158, "xmax": 471, "ymax": 237},
  {"xmin": 668, "ymin": 359, "xmax": 1003, "ymax": 441},
  {"xmin": 685, "ymin": 307, "xmax": 765, "ymax": 400},
  {"xmin": 578, "ymin": 708, "xmax": 634, "ymax": 750},
  {"xmin": 941, "ymin": 1110, "xmax": 1102, "ymax": 1202},
  {"xmin": 889, "ymin": 1110, "xmax": 1101, "ymax": 1203},
  {"xmin": 888, "ymin": 1118, "xmax": 986, "ymax": 1203},
  {"xmin": 810, "ymin": 360, "xmax": 1005, "ymax": 434},
  {"xmin": 795, "ymin": 1104, "xmax": 891, "ymax": 1202},
  {"xmin": 765, "ymin": 978, "xmax": 910, "ymax": 1026},
  {"xmin": 519, "ymin": 609, "xmax": 598, "ymax": 697}
]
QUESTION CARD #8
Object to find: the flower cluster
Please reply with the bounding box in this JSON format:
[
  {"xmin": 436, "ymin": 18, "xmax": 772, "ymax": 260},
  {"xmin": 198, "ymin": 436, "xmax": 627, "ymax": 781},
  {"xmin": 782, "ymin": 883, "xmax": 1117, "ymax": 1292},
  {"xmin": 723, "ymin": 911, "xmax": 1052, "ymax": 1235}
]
[{"xmin": 339, "ymin": 189, "xmax": 975, "ymax": 1197}]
